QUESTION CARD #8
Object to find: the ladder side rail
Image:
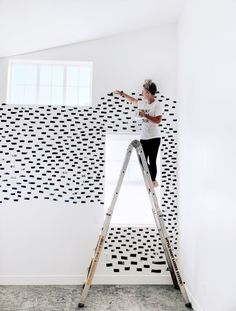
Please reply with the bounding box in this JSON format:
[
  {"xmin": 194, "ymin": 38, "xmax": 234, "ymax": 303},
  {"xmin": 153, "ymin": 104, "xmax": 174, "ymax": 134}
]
[
  {"xmin": 78, "ymin": 142, "xmax": 134, "ymax": 307},
  {"xmin": 135, "ymin": 141, "xmax": 191, "ymax": 305},
  {"xmin": 101, "ymin": 142, "xmax": 134, "ymax": 237},
  {"xmin": 135, "ymin": 143, "xmax": 169, "ymax": 237},
  {"xmin": 134, "ymin": 143, "xmax": 179, "ymax": 288}
]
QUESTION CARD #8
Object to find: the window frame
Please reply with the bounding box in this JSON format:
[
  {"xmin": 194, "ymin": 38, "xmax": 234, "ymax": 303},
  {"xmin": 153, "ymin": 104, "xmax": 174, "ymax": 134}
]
[{"xmin": 7, "ymin": 59, "xmax": 93, "ymax": 107}]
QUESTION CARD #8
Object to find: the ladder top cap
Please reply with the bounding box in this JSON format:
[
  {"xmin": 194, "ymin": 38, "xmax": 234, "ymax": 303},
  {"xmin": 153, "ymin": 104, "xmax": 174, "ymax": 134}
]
[{"xmin": 131, "ymin": 140, "xmax": 141, "ymax": 148}]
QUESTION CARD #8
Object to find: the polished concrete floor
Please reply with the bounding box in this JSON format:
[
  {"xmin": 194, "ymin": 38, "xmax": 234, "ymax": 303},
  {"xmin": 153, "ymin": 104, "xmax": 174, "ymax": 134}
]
[{"xmin": 0, "ymin": 285, "xmax": 188, "ymax": 311}]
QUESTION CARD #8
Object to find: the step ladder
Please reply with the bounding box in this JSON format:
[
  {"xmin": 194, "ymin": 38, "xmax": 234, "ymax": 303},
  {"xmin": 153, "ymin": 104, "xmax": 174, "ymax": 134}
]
[{"xmin": 78, "ymin": 140, "xmax": 192, "ymax": 309}]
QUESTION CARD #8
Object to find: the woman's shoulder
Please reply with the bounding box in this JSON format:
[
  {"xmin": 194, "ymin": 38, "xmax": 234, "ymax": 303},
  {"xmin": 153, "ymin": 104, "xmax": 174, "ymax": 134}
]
[
  {"xmin": 154, "ymin": 99, "xmax": 163, "ymax": 106},
  {"xmin": 152, "ymin": 100, "xmax": 163, "ymax": 113},
  {"xmin": 151, "ymin": 100, "xmax": 160, "ymax": 107}
]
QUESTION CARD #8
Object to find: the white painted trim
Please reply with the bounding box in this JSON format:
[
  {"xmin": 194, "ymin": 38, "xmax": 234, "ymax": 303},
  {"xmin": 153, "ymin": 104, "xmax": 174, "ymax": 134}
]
[
  {"xmin": 185, "ymin": 285, "xmax": 204, "ymax": 311},
  {"xmin": 8, "ymin": 59, "xmax": 93, "ymax": 66},
  {"xmin": 93, "ymin": 275, "xmax": 172, "ymax": 285},
  {"xmin": 0, "ymin": 274, "xmax": 172, "ymax": 285}
]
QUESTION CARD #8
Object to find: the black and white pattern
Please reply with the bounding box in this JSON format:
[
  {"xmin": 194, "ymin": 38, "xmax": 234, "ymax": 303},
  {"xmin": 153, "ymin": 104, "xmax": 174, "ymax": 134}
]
[
  {"xmin": 0, "ymin": 91, "xmax": 178, "ymax": 275},
  {"xmin": 159, "ymin": 97, "xmax": 178, "ymax": 250},
  {"xmin": 0, "ymin": 105, "xmax": 106, "ymax": 205},
  {"xmin": 102, "ymin": 226, "xmax": 168, "ymax": 274}
]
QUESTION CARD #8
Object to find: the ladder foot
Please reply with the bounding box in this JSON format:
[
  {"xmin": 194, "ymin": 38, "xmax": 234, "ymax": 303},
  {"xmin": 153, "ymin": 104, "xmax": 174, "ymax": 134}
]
[
  {"xmin": 78, "ymin": 303, "xmax": 85, "ymax": 308},
  {"xmin": 185, "ymin": 302, "xmax": 192, "ymax": 309}
]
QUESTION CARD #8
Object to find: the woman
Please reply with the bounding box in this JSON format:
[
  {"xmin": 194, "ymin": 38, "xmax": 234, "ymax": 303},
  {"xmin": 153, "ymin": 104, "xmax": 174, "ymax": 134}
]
[{"xmin": 114, "ymin": 80, "xmax": 162, "ymax": 187}]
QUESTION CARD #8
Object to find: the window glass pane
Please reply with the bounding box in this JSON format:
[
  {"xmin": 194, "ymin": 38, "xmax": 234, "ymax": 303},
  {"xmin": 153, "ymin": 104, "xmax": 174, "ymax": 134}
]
[
  {"xmin": 40, "ymin": 65, "xmax": 51, "ymax": 85},
  {"xmin": 66, "ymin": 86, "xmax": 78, "ymax": 106},
  {"xmin": 52, "ymin": 65, "xmax": 64, "ymax": 86},
  {"xmin": 11, "ymin": 64, "xmax": 26, "ymax": 85},
  {"xmin": 51, "ymin": 86, "xmax": 63, "ymax": 105},
  {"xmin": 25, "ymin": 65, "xmax": 37, "ymax": 85},
  {"xmin": 79, "ymin": 67, "xmax": 91, "ymax": 86},
  {"xmin": 24, "ymin": 85, "xmax": 37, "ymax": 105},
  {"xmin": 11, "ymin": 85, "xmax": 25, "ymax": 105},
  {"xmin": 78, "ymin": 87, "xmax": 90, "ymax": 106},
  {"xmin": 39, "ymin": 86, "xmax": 51, "ymax": 105},
  {"xmin": 67, "ymin": 66, "xmax": 79, "ymax": 86}
]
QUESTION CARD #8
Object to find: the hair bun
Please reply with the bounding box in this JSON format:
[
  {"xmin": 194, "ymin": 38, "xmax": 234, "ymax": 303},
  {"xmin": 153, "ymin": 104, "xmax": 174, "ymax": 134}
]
[{"xmin": 143, "ymin": 79, "xmax": 157, "ymax": 95}]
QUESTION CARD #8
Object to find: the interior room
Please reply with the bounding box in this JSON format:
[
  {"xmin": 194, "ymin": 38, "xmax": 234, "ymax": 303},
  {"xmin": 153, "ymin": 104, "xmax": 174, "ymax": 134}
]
[{"xmin": 0, "ymin": 1, "xmax": 235, "ymax": 310}]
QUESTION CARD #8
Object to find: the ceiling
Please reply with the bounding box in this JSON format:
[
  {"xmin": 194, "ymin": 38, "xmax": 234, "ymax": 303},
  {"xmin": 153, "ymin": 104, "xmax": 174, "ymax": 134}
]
[{"xmin": 0, "ymin": 0, "xmax": 186, "ymax": 58}]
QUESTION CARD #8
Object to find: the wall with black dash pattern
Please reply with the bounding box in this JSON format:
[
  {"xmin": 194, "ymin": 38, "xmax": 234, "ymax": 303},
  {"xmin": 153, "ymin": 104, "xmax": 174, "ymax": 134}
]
[{"xmin": 0, "ymin": 91, "xmax": 178, "ymax": 280}]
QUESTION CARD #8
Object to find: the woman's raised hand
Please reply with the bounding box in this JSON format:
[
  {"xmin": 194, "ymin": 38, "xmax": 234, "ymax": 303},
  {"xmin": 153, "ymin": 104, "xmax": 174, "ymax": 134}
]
[{"xmin": 113, "ymin": 90, "xmax": 123, "ymax": 96}]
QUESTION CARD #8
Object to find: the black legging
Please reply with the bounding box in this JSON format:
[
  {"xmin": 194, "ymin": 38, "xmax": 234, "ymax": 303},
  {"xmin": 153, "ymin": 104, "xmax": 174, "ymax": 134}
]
[{"xmin": 140, "ymin": 138, "xmax": 161, "ymax": 181}]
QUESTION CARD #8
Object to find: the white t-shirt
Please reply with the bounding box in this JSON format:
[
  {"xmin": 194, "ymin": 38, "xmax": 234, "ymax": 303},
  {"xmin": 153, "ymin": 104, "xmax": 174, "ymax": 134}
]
[{"xmin": 138, "ymin": 100, "xmax": 163, "ymax": 140}]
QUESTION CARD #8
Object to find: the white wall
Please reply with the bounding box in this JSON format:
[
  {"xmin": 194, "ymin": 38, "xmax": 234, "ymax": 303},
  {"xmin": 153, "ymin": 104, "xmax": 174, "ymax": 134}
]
[
  {"xmin": 0, "ymin": 201, "xmax": 103, "ymax": 284},
  {"xmin": 0, "ymin": 24, "xmax": 178, "ymax": 104},
  {"xmin": 0, "ymin": 58, "xmax": 8, "ymax": 103},
  {"xmin": 0, "ymin": 25, "xmax": 178, "ymax": 284},
  {"xmin": 178, "ymin": 1, "xmax": 236, "ymax": 311}
]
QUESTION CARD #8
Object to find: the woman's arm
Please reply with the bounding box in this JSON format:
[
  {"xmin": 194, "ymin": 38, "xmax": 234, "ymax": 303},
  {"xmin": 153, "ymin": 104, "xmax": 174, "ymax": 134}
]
[{"xmin": 113, "ymin": 90, "xmax": 138, "ymax": 105}]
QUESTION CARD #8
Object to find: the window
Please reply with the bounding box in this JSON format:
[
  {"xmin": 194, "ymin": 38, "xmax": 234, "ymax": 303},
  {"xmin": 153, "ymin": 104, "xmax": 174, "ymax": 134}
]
[
  {"xmin": 105, "ymin": 134, "xmax": 161, "ymax": 225},
  {"xmin": 7, "ymin": 60, "xmax": 93, "ymax": 106}
]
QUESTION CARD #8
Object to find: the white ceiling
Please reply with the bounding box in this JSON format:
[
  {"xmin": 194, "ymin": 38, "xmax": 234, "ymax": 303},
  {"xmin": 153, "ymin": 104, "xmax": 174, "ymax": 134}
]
[{"xmin": 0, "ymin": 0, "xmax": 186, "ymax": 58}]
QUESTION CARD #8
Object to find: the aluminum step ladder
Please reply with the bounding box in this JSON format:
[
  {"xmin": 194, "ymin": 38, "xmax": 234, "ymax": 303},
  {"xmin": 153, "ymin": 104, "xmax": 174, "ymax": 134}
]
[{"xmin": 78, "ymin": 140, "xmax": 192, "ymax": 309}]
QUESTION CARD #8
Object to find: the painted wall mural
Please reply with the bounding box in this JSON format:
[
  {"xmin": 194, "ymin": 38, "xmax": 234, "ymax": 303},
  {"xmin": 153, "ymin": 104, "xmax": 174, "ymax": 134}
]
[{"xmin": 0, "ymin": 91, "xmax": 178, "ymax": 275}]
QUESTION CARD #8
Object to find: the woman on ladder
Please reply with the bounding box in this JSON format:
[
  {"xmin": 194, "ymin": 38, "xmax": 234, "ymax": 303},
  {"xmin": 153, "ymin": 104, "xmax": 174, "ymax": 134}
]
[{"xmin": 114, "ymin": 79, "xmax": 162, "ymax": 187}]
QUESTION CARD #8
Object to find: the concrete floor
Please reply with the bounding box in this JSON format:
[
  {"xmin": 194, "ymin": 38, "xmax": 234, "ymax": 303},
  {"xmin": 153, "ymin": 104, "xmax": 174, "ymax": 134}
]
[{"xmin": 0, "ymin": 285, "xmax": 188, "ymax": 311}]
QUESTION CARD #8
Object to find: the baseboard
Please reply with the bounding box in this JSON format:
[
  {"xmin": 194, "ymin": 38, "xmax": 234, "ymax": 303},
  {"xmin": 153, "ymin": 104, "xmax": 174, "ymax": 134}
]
[
  {"xmin": 185, "ymin": 285, "xmax": 204, "ymax": 311},
  {"xmin": 0, "ymin": 274, "xmax": 172, "ymax": 285},
  {"xmin": 94, "ymin": 274, "xmax": 172, "ymax": 285}
]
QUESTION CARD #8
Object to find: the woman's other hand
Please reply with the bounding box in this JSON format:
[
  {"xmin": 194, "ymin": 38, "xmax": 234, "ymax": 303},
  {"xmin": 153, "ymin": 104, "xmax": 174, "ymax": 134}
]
[{"xmin": 139, "ymin": 110, "xmax": 146, "ymax": 118}]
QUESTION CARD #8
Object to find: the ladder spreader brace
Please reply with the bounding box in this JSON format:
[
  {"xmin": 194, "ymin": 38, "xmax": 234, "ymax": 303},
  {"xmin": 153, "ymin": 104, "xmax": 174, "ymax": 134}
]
[{"xmin": 78, "ymin": 140, "xmax": 192, "ymax": 309}]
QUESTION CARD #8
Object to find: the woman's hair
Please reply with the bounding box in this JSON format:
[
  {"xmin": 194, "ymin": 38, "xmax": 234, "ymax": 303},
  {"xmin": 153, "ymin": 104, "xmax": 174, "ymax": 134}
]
[{"xmin": 143, "ymin": 79, "xmax": 157, "ymax": 95}]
